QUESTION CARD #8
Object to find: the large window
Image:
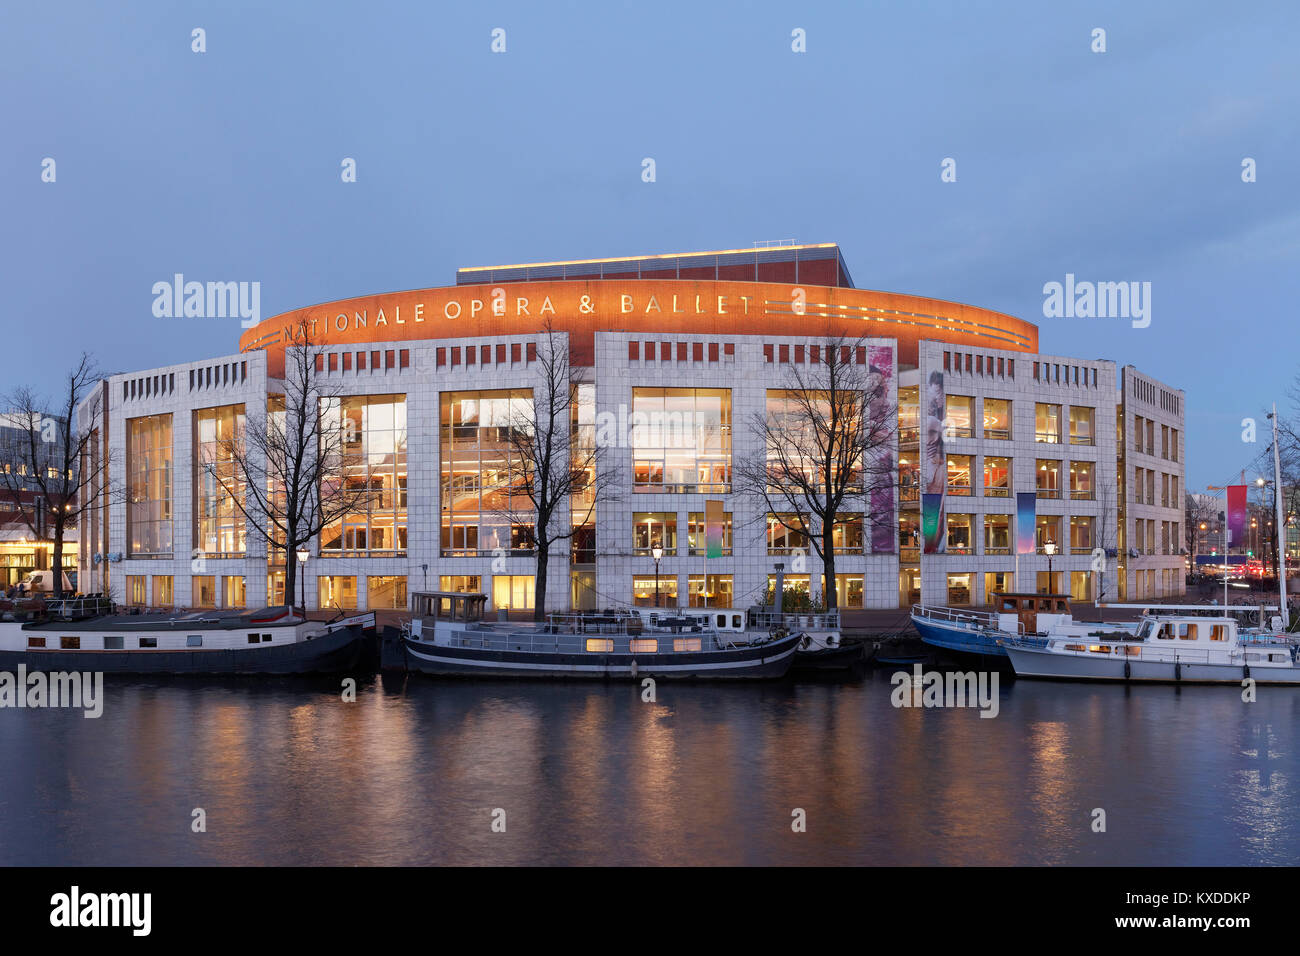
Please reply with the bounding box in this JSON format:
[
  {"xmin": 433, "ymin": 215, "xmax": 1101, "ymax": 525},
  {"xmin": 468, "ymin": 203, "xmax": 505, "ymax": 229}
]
[
  {"xmin": 1035, "ymin": 403, "xmax": 1061, "ymax": 443},
  {"xmin": 492, "ymin": 575, "xmax": 535, "ymax": 610},
  {"xmin": 368, "ymin": 576, "xmax": 407, "ymax": 609},
  {"xmin": 688, "ymin": 574, "xmax": 733, "ymax": 608},
  {"xmin": 321, "ymin": 395, "xmax": 407, "ymax": 556},
  {"xmin": 634, "ymin": 387, "xmax": 731, "ymax": 493},
  {"xmin": 687, "ymin": 511, "xmax": 733, "ymax": 556},
  {"xmin": 983, "ymin": 398, "xmax": 1011, "ymax": 440},
  {"xmin": 633, "ymin": 512, "xmax": 677, "ymax": 555},
  {"xmin": 633, "ymin": 574, "xmax": 677, "ymax": 607},
  {"xmin": 127, "ymin": 414, "xmax": 173, "ymax": 556},
  {"xmin": 947, "ymin": 455, "xmax": 973, "ymax": 496},
  {"xmin": 945, "ymin": 395, "xmax": 974, "ymax": 438},
  {"xmin": 194, "ymin": 404, "xmax": 246, "ymax": 556},
  {"xmin": 1070, "ymin": 461, "xmax": 1094, "ymax": 500},
  {"xmin": 768, "ymin": 514, "xmax": 807, "ymax": 554},
  {"xmin": 318, "ymin": 575, "xmax": 357, "ymax": 609},
  {"xmin": 440, "ymin": 575, "xmax": 482, "ymax": 593},
  {"xmin": 946, "ymin": 513, "xmax": 973, "ymax": 554},
  {"xmin": 1036, "ymin": 459, "xmax": 1062, "ymax": 498},
  {"xmin": 983, "ymin": 457, "xmax": 1011, "ymax": 497},
  {"xmin": 984, "ymin": 514, "xmax": 1011, "ymax": 554},
  {"xmin": 1070, "ymin": 516, "xmax": 1094, "ymax": 554},
  {"xmin": 440, "ymin": 390, "xmax": 534, "ymax": 556},
  {"xmin": 1069, "ymin": 406, "xmax": 1095, "ymax": 445}
]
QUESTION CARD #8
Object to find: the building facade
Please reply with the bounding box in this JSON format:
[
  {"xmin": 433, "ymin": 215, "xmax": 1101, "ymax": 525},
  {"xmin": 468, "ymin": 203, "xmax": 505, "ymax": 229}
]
[{"xmin": 77, "ymin": 244, "xmax": 1186, "ymax": 612}]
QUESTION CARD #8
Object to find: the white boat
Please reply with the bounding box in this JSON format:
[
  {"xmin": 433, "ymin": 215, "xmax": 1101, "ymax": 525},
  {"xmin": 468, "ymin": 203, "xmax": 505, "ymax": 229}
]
[{"xmin": 1001, "ymin": 610, "xmax": 1300, "ymax": 684}]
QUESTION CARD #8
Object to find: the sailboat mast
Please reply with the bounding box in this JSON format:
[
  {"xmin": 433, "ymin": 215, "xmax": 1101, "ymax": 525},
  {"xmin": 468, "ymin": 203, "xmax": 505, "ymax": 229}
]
[{"xmin": 1271, "ymin": 403, "xmax": 1289, "ymax": 628}]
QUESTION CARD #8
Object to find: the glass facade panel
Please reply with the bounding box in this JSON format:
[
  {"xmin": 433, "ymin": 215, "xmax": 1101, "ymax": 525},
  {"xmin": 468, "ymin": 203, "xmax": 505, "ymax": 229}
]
[
  {"xmin": 440, "ymin": 390, "xmax": 533, "ymax": 556},
  {"xmin": 321, "ymin": 395, "xmax": 408, "ymax": 556},
  {"xmin": 633, "ymin": 387, "xmax": 731, "ymax": 493},
  {"xmin": 127, "ymin": 415, "xmax": 173, "ymax": 556},
  {"xmin": 194, "ymin": 404, "xmax": 246, "ymax": 556}
]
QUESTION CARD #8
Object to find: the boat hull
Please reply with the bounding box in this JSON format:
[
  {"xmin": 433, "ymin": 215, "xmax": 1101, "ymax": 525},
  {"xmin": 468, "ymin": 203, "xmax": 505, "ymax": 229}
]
[
  {"xmin": 911, "ymin": 615, "xmax": 1009, "ymax": 661},
  {"xmin": 792, "ymin": 642, "xmax": 864, "ymax": 671},
  {"xmin": 401, "ymin": 632, "xmax": 800, "ymax": 680},
  {"xmin": 0, "ymin": 624, "xmax": 368, "ymax": 675},
  {"xmin": 1004, "ymin": 644, "xmax": 1300, "ymax": 685}
]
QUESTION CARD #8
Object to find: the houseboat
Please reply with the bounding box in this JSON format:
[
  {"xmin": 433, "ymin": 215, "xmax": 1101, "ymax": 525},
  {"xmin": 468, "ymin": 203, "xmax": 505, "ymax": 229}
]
[
  {"xmin": 0, "ymin": 597, "xmax": 374, "ymax": 674},
  {"xmin": 396, "ymin": 592, "xmax": 804, "ymax": 680},
  {"xmin": 1001, "ymin": 610, "xmax": 1300, "ymax": 684}
]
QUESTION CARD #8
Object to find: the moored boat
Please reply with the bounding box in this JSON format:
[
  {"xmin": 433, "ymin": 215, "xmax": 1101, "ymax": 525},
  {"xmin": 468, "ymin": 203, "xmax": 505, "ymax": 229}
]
[
  {"xmin": 1001, "ymin": 611, "xmax": 1300, "ymax": 684},
  {"xmin": 0, "ymin": 601, "xmax": 374, "ymax": 675},
  {"xmin": 911, "ymin": 592, "xmax": 1136, "ymax": 664},
  {"xmin": 398, "ymin": 592, "xmax": 802, "ymax": 680}
]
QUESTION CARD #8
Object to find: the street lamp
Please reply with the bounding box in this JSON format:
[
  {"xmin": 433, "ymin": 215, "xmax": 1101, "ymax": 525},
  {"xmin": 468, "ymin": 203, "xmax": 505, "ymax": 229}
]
[
  {"xmin": 651, "ymin": 542, "xmax": 663, "ymax": 607},
  {"xmin": 1044, "ymin": 541, "xmax": 1058, "ymax": 593},
  {"xmin": 296, "ymin": 547, "xmax": 309, "ymax": 612}
]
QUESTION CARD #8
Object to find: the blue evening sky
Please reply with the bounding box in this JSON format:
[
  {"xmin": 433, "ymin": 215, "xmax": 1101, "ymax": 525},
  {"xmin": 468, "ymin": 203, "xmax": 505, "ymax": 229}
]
[{"xmin": 2, "ymin": 1, "xmax": 1298, "ymax": 491}]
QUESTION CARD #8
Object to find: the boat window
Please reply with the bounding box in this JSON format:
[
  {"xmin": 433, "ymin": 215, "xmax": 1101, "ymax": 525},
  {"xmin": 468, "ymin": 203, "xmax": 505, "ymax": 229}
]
[
  {"xmin": 1001, "ymin": 599, "xmax": 1016, "ymax": 611},
  {"xmin": 1272, "ymin": 653, "xmax": 1288, "ymax": 663},
  {"xmin": 187, "ymin": 635, "xmax": 203, "ymax": 647},
  {"xmin": 717, "ymin": 615, "xmax": 726, "ymax": 629},
  {"xmin": 1154, "ymin": 624, "xmax": 1173, "ymax": 640},
  {"xmin": 1136, "ymin": 620, "xmax": 1153, "ymax": 640},
  {"xmin": 732, "ymin": 615, "xmax": 742, "ymax": 629},
  {"xmin": 1064, "ymin": 643, "xmax": 1086, "ymax": 652},
  {"xmin": 27, "ymin": 636, "xmax": 45, "ymax": 648},
  {"xmin": 248, "ymin": 634, "xmax": 261, "ymax": 644},
  {"xmin": 1210, "ymin": 625, "xmax": 1228, "ymax": 642},
  {"xmin": 104, "ymin": 636, "xmax": 124, "ymax": 649},
  {"xmin": 1088, "ymin": 645, "xmax": 1111, "ymax": 653},
  {"xmin": 60, "ymin": 636, "xmax": 80, "ymax": 649},
  {"xmin": 1055, "ymin": 601, "xmax": 1067, "ymax": 611},
  {"xmin": 674, "ymin": 638, "xmax": 702, "ymax": 652},
  {"xmin": 1178, "ymin": 623, "xmax": 1198, "ymax": 641},
  {"xmin": 1124, "ymin": 646, "xmax": 1141, "ymax": 657},
  {"xmin": 630, "ymin": 638, "xmax": 658, "ymax": 654},
  {"xmin": 139, "ymin": 637, "xmax": 157, "ymax": 648},
  {"xmin": 1245, "ymin": 653, "xmax": 1262, "ymax": 662},
  {"xmin": 262, "ymin": 634, "xmax": 273, "ymax": 642},
  {"xmin": 585, "ymin": 638, "xmax": 614, "ymax": 653}
]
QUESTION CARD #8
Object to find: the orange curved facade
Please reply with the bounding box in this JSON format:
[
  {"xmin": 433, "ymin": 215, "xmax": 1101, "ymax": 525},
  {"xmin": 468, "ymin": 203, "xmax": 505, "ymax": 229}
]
[{"xmin": 239, "ymin": 279, "xmax": 1037, "ymax": 378}]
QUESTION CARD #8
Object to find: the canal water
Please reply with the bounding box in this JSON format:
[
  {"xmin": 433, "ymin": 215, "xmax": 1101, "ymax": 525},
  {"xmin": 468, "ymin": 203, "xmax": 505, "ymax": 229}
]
[{"xmin": 0, "ymin": 670, "xmax": 1295, "ymax": 866}]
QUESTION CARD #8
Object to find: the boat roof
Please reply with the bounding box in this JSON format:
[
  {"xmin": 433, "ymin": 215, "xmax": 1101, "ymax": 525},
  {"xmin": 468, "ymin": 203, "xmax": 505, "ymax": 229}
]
[{"xmin": 21, "ymin": 607, "xmax": 301, "ymax": 632}]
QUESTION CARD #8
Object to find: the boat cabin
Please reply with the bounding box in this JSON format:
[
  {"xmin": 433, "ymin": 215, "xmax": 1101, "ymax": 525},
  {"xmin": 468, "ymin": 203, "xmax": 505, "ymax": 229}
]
[
  {"xmin": 992, "ymin": 592, "xmax": 1072, "ymax": 636},
  {"xmin": 411, "ymin": 591, "xmax": 487, "ymax": 623}
]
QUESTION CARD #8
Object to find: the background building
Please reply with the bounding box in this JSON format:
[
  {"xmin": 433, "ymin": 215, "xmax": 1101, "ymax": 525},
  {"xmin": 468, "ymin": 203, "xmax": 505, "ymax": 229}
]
[{"xmin": 78, "ymin": 243, "xmax": 1185, "ymax": 612}]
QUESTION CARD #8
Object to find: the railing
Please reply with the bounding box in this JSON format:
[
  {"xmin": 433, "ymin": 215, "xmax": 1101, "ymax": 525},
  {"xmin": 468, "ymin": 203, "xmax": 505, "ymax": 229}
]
[
  {"xmin": 405, "ymin": 619, "xmax": 761, "ymax": 654},
  {"xmin": 748, "ymin": 609, "xmax": 840, "ymax": 631},
  {"xmin": 911, "ymin": 604, "xmax": 997, "ymax": 628}
]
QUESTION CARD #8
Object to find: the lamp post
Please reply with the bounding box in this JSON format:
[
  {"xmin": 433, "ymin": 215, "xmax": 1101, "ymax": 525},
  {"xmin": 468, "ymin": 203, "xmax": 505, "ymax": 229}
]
[
  {"xmin": 1044, "ymin": 541, "xmax": 1057, "ymax": 594},
  {"xmin": 296, "ymin": 547, "xmax": 309, "ymax": 612},
  {"xmin": 651, "ymin": 542, "xmax": 663, "ymax": 607}
]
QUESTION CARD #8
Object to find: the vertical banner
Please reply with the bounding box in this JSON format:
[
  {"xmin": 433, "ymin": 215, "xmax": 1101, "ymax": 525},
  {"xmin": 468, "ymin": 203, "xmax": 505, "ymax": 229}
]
[
  {"xmin": 1016, "ymin": 492, "xmax": 1037, "ymax": 555},
  {"xmin": 868, "ymin": 345, "xmax": 896, "ymax": 553},
  {"xmin": 921, "ymin": 370, "xmax": 946, "ymax": 552},
  {"xmin": 705, "ymin": 498, "xmax": 724, "ymax": 559},
  {"xmin": 1226, "ymin": 484, "xmax": 1247, "ymax": 547},
  {"xmin": 921, "ymin": 494, "xmax": 944, "ymax": 554}
]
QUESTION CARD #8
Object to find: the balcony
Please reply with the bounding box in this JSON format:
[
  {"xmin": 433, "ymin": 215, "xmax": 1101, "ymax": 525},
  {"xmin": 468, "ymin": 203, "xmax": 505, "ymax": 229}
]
[{"xmin": 1036, "ymin": 431, "xmax": 1062, "ymax": 443}]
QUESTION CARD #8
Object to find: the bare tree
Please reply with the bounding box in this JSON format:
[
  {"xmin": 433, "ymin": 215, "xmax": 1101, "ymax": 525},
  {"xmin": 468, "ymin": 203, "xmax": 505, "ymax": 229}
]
[
  {"xmin": 733, "ymin": 334, "xmax": 896, "ymax": 611},
  {"xmin": 0, "ymin": 354, "xmax": 115, "ymax": 599},
  {"xmin": 213, "ymin": 319, "xmax": 371, "ymax": 609},
  {"xmin": 498, "ymin": 322, "xmax": 616, "ymax": 620},
  {"xmin": 1091, "ymin": 473, "xmax": 1120, "ymax": 604}
]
